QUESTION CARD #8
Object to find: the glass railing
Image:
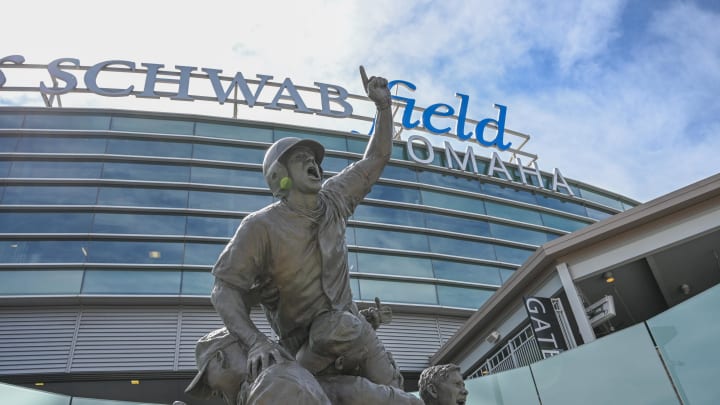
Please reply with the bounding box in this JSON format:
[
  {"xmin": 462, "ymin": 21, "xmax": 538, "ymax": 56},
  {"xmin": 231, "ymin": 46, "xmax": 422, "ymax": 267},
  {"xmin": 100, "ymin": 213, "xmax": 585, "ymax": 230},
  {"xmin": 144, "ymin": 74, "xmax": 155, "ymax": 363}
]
[
  {"xmin": 463, "ymin": 282, "xmax": 720, "ymax": 404},
  {"xmin": 0, "ymin": 382, "xmax": 162, "ymax": 405}
]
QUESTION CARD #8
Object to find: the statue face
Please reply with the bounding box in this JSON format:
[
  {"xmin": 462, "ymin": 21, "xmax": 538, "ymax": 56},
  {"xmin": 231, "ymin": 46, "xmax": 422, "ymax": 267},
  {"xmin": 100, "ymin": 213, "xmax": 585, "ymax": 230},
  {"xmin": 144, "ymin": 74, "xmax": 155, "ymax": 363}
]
[
  {"xmin": 285, "ymin": 147, "xmax": 322, "ymax": 194},
  {"xmin": 205, "ymin": 345, "xmax": 248, "ymax": 405},
  {"xmin": 434, "ymin": 370, "xmax": 467, "ymax": 405}
]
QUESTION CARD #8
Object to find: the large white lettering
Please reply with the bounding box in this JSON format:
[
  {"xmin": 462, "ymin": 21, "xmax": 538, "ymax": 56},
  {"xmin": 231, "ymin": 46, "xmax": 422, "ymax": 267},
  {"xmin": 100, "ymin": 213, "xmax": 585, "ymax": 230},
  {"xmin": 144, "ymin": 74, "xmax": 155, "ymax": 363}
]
[{"xmin": 405, "ymin": 133, "xmax": 573, "ymax": 197}]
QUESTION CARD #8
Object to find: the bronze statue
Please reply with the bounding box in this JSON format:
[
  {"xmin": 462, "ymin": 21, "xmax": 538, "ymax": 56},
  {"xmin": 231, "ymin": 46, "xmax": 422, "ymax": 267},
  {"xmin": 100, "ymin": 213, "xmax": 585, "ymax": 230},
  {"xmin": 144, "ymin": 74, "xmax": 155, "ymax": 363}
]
[
  {"xmin": 418, "ymin": 364, "xmax": 468, "ymax": 405},
  {"xmin": 201, "ymin": 66, "xmax": 416, "ymax": 402},
  {"xmin": 186, "ymin": 327, "xmax": 422, "ymax": 405},
  {"xmin": 185, "ymin": 328, "xmax": 332, "ymax": 405}
]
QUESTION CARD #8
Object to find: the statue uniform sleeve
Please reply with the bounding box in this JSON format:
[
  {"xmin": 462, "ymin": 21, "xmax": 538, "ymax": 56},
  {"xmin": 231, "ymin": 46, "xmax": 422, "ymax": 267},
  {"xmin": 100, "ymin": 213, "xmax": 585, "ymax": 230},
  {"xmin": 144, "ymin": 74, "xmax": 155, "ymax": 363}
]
[
  {"xmin": 323, "ymin": 158, "xmax": 383, "ymax": 217},
  {"xmin": 212, "ymin": 214, "xmax": 266, "ymax": 291}
]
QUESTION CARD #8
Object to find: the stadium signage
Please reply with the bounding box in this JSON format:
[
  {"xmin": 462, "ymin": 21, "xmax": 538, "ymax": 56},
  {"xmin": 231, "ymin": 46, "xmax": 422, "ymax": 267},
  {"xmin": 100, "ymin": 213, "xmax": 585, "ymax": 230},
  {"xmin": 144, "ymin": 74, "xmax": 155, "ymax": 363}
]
[
  {"xmin": 2, "ymin": 55, "xmax": 511, "ymax": 149},
  {"xmin": 1, "ymin": 55, "xmax": 574, "ymax": 196}
]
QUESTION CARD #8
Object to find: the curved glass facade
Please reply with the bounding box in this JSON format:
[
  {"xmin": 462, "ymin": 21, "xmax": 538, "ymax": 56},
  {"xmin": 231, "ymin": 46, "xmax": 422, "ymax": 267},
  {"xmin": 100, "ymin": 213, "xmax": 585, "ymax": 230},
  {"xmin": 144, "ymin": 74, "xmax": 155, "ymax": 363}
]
[{"xmin": 0, "ymin": 108, "xmax": 635, "ymax": 310}]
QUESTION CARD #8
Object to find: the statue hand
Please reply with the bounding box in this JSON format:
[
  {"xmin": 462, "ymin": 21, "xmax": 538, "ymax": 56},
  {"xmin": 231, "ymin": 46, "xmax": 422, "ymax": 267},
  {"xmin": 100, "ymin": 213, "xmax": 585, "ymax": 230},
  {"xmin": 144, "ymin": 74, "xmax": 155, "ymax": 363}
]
[
  {"xmin": 247, "ymin": 336, "xmax": 291, "ymax": 379},
  {"xmin": 360, "ymin": 65, "xmax": 391, "ymax": 109},
  {"xmin": 360, "ymin": 297, "xmax": 391, "ymax": 330}
]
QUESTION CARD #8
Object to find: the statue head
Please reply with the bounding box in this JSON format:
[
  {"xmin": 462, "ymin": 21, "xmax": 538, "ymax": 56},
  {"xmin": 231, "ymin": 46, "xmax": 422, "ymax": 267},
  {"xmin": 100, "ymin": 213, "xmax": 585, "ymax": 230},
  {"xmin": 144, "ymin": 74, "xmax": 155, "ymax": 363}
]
[
  {"xmin": 418, "ymin": 364, "xmax": 467, "ymax": 405},
  {"xmin": 263, "ymin": 137, "xmax": 325, "ymax": 198},
  {"xmin": 185, "ymin": 328, "xmax": 249, "ymax": 405}
]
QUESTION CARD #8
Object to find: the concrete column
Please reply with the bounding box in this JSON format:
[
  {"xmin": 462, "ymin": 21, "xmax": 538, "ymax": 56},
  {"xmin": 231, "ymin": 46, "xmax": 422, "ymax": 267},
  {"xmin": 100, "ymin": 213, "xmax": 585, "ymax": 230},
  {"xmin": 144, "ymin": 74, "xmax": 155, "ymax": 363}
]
[{"xmin": 556, "ymin": 262, "xmax": 596, "ymax": 344}]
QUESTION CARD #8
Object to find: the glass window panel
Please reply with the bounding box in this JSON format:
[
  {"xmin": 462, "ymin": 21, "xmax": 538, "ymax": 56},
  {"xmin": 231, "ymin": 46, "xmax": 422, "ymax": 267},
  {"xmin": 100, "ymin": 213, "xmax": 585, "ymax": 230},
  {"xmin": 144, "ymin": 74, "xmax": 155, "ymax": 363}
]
[
  {"xmin": 184, "ymin": 243, "xmax": 225, "ymax": 266},
  {"xmin": 0, "ymin": 381, "xmax": 71, "ymax": 405},
  {"xmin": 193, "ymin": 143, "xmax": 266, "ymax": 164},
  {"xmin": 485, "ymin": 201, "xmax": 543, "ymax": 225},
  {"xmin": 474, "ymin": 157, "xmax": 490, "ymax": 174},
  {"xmin": 532, "ymin": 323, "xmax": 678, "ymax": 404},
  {"xmin": 437, "ymin": 285, "xmax": 493, "ymax": 309},
  {"xmin": 322, "ymin": 156, "xmax": 351, "ymax": 173},
  {"xmin": 578, "ymin": 187, "xmax": 624, "ymax": 210},
  {"xmin": 569, "ymin": 183, "xmax": 582, "ymax": 198},
  {"xmin": 482, "ymin": 182, "xmax": 538, "ymax": 205},
  {"xmin": 93, "ymin": 213, "xmax": 187, "ymax": 235},
  {"xmin": 354, "ymin": 227, "xmax": 429, "ymax": 252},
  {"xmin": 404, "ymin": 143, "xmax": 443, "ymax": 165},
  {"xmin": 24, "ymin": 113, "xmax": 110, "ymax": 130},
  {"xmin": 275, "ymin": 129, "xmax": 347, "ymax": 152},
  {"xmin": 16, "ymin": 136, "xmax": 107, "ymax": 153},
  {"xmin": 86, "ymin": 241, "xmax": 184, "ymax": 264},
  {"xmin": 82, "ymin": 270, "xmax": 181, "ymax": 295},
  {"xmin": 585, "ymin": 205, "xmax": 614, "ymax": 221},
  {"xmin": 359, "ymin": 279, "xmax": 437, "ymax": 305},
  {"xmin": 106, "ymin": 138, "xmax": 193, "ymax": 158},
  {"xmin": 353, "ymin": 204, "xmax": 425, "ymax": 227},
  {"xmin": 0, "ymin": 270, "xmax": 83, "ymax": 295},
  {"xmin": 347, "ymin": 251, "xmax": 358, "ymax": 273},
  {"xmin": 465, "ymin": 365, "xmax": 541, "ymax": 404},
  {"xmin": 621, "ymin": 201, "xmax": 637, "ymax": 211},
  {"xmin": 110, "ymin": 116, "xmax": 194, "ymax": 135},
  {"xmin": 102, "ymin": 162, "xmax": 190, "ymax": 182},
  {"xmin": 0, "ymin": 113, "xmax": 24, "ymax": 128},
  {"xmin": 346, "ymin": 226, "xmax": 356, "ymax": 246},
  {"xmin": 422, "ymin": 190, "xmax": 485, "ymax": 215},
  {"xmin": 2, "ymin": 186, "xmax": 98, "ymax": 205},
  {"xmin": 424, "ymin": 212, "xmax": 490, "ymax": 237},
  {"xmin": 540, "ymin": 213, "xmax": 589, "ymax": 232},
  {"xmin": 186, "ymin": 216, "xmax": 241, "ymax": 237},
  {"xmin": 432, "ymin": 260, "xmax": 502, "ymax": 285},
  {"xmin": 489, "ymin": 222, "xmax": 548, "ymax": 245},
  {"xmin": 0, "ymin": 212, "xmax": 92, "ymax": 233},
  {"xmin": 356, "ymin": 253, "xmax": 433, "ymax": 278},
  {"xmin": 535, "ymin": 194, "xmax": 588, "ymax": 216},
  {"xmin": 349, "ymin": 277, "xmax": 360, "ymax": 298},
  {"xmin": 494, "ymin": 245, "xmax": 534, "ymax": 265},
  {"xmin": 0, "ymin": 240, "xmax": 87, "ymax": 263},
  {"xmin": 499, "ymin": 268, "xmax": 515, "ymax": 283},
  {"xmin": 417, "ymin": 170, "xmax": 482, "ymax": 194},
  {"xmin": 9, "ymin": 161, "xmax": 102, "ymax": 179},
  {"xmin": 189, "ymin": 191, "xmax": 271, "ymax": 212},
  {"xmin": 190, "ymin": 166, "xmax": 264, "ymax": 188},
  {"xmin": 97, "ymin": 187, "xmax": 188, "ymax": 208},
  {"xmin": 195, "ymin": 122, "xmax": 272, "ymax": 142},
  {"xmin": 182, "ymin": 271, "xmax": 214, "ymax": 295},
  {"xmin": 391, "ymin": 143, "xmax": 409, "ymax": 161},
  {"xmin": 428, "ymin": 235, "xmax": 496, "ymax": 260},
  {"xmin": 346, "ymin": 137, "xmax": 369, "ymax": 154},
  {"xmin": 381, "ymin": 164, "xmax": 418, "ymax": 182},
  {"xmin": 647, "ymin": 284, "xmax": 720, "ymax": 405},
  {"xmin": 0, "ymin": 136, "xmax": 19, "ymax": 152},
  {"xmin": 366, "ymin": 184, "xmax": 420, "ymax": 204}
]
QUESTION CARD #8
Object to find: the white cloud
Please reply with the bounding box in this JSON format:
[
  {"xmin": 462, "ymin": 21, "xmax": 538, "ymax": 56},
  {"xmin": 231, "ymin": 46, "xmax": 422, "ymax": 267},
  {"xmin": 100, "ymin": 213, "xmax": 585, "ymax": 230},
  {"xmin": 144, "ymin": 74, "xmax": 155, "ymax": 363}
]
[{"xmin": 3, "ymin": 0, "xmax": 718, "ymax": 202}]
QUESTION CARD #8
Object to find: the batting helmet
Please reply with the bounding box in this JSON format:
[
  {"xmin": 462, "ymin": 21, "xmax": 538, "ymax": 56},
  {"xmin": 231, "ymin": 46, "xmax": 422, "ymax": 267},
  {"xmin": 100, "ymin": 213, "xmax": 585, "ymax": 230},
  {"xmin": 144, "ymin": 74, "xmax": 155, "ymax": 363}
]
[{"xmin": 262, "ymin": 137, "xmax": 325, "ymax": 197}]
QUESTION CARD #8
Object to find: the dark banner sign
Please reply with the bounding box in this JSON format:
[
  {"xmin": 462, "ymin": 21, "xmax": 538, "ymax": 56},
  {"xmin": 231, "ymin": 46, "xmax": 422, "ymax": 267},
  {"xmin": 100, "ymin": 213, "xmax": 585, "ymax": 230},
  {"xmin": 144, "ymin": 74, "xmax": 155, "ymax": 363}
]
[{"xmin": 524, "ymin": 296, "xmax": 568, "ymax": 358}]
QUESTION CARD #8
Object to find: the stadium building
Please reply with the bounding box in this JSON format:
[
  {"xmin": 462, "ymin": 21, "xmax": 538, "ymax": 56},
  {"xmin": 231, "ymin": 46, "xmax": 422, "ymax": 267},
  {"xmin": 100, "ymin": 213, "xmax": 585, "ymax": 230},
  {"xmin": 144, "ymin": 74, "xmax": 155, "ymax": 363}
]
[{"xmin": 0, "ymin": 57, "xmax": 637, "ymax": 404}]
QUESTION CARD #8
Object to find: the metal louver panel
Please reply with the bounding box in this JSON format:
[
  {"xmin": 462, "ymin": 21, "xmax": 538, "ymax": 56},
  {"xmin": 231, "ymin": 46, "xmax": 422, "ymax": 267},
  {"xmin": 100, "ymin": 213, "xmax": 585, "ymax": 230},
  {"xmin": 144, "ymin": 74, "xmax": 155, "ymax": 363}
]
[
  {"xmin": 70, "ymin": 307, "xmax": 178, "ymax": 372},
  {"xmin": 178, "ymin": 306, "xmax": 274, "ymax": 371},
  {"xmin": 0, "ymin": 308, "xmax": 78, "ymax": 374},
  {"xmin": 437, "ymin": 317, "xmax": 467, "ymax": 345},
  {"xmin": 375, "ymin": 314, "xmax": 445, "ymax": 372},
  {"xmin": 0, "ymin": 305, "xmax": 469, "ymax": 376}
]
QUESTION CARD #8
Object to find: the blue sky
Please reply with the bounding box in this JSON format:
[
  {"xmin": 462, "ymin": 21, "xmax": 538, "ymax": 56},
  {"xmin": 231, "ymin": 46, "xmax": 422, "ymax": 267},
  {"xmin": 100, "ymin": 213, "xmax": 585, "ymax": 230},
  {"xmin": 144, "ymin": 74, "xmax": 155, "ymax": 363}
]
[{"xmin": 3, "ymin": 0, "xmax": 719, "ymax": 202}]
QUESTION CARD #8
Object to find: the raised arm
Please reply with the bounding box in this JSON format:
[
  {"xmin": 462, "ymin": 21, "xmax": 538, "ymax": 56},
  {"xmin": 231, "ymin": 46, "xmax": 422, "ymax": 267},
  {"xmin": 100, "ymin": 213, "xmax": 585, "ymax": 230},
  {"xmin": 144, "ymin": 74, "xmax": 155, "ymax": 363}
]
[{"xmin": 358, "ymin": 65, "xmax": 393, "ymax": 185}]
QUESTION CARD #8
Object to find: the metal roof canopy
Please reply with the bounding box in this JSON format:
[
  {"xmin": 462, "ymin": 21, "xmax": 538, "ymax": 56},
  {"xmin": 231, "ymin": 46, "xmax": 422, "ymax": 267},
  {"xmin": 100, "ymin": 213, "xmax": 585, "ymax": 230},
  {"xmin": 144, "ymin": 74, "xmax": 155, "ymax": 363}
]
[{"xmin": 433, "ymin": 172, "xmax": 720, "ymax": 373}]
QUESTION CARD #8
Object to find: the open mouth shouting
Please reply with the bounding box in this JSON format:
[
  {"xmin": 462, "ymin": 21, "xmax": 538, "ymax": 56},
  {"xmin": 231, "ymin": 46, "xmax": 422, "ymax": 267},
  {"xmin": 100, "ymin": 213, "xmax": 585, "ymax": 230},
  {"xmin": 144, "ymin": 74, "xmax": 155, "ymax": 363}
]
[{"xmin": 306, "ymin": 163, "xmax": 321, "ymax": 180}]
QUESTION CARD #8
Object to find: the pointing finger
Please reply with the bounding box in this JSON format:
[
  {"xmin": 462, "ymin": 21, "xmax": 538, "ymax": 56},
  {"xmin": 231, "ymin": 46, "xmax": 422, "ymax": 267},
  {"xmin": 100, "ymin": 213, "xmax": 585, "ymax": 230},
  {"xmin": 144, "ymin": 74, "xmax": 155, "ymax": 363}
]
[{"xmin": 360, "ymin": 65, "xmax": 370, "ymax": 91}]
